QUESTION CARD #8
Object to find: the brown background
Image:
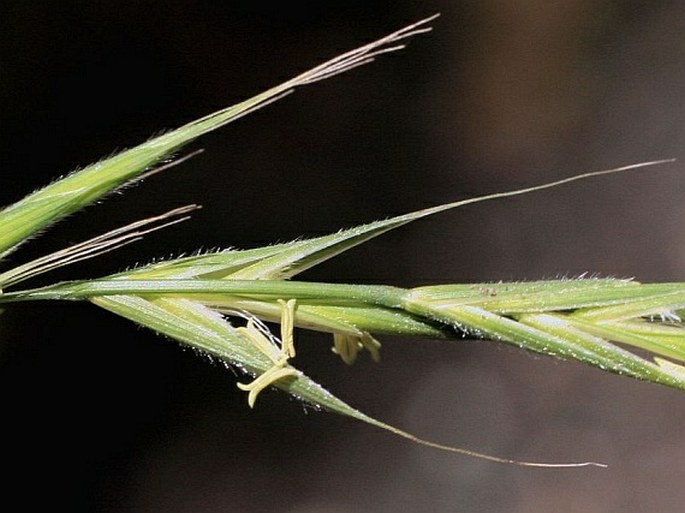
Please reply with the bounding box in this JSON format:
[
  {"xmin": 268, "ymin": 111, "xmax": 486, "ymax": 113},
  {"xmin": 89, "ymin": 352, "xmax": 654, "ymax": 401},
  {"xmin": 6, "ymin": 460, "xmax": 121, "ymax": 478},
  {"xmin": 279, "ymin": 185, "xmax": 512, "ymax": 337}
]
[{"xmin": 1, "ymin": 1, "xmax": 684, "ymax": 512}]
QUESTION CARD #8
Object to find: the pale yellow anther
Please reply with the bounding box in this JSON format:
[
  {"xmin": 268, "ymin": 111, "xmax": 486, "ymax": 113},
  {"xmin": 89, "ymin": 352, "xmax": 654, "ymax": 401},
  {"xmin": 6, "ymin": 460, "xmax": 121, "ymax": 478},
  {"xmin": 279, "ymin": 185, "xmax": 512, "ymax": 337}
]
[
  {"xmin": 332, "ymin": 333, "xmax": 361, "ymax": 365},
  {"xmin": 360, "ymin": 332, "xmax": 382, "ymax": 362},
  {"xmin": 332, "ymin": 331, "xmax": 382, "ymax": 365},
  {"xmin": 237, "ymin": 366, "xmax": 298, "ymax": 408},
  {"xmin": 237, "ymin": 299, "xmax": 299, "ymax": 407},
  {"xmin": 278, "ymin": 299, "xmax": 297, "ymax": 358},
  {"xmin": 236, "ymin": 320, "xmax": 282, "ymax": 363}
]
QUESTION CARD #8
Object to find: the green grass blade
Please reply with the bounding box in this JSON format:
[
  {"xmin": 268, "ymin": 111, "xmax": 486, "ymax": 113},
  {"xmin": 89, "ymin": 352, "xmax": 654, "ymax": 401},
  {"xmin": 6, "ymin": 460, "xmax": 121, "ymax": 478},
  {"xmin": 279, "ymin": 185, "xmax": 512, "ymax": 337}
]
[
  {"xmin": 89, "ymin": 292, "xmax": 602, "ymax": 467},
  {"xmin": 0, "ymin": 16, "xmax": 438, "ymax": 259},
  {"xmin": 571, "ymin": 290, "xmax": 685, "ymax": 322},
  {"xmin": 411, "ymin": 279, "xmax": 685, "ymax": 313},
  {"xmin": 43, "ymin": 161, "xmax": 670, "ymax": 285},
  {"xmin": 566, "ymin": 317, "xmax": 685, "ymax": 362},
  {"xmin": 221, "ymin": 162, "xmax": 676, "ymax": 281},
  {"xmin": 203, "ymin": 299, "xmax": 448, "ymax": 338},
  {"xmin": 90, "ymin": 294, "xmax": 369, "ymax": 415},
  {"xmin": 403, "ymin": 296, "xmax": 685, "ymax": 390},
  {"xmin": 519, "ymin": 314, "xmax": 685, "ymax": 387},
  {"xmin": 6, "ymin": 275, "xmax": 685, "ymax": 389}
]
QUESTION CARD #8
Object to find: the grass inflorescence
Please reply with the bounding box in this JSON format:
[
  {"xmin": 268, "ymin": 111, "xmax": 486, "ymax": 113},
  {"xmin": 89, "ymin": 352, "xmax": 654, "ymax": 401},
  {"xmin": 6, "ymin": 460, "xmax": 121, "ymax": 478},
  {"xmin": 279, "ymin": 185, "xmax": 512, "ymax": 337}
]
[{"xmin": 0, "ymin": 15, "xmax": 682, "ymax": 467}]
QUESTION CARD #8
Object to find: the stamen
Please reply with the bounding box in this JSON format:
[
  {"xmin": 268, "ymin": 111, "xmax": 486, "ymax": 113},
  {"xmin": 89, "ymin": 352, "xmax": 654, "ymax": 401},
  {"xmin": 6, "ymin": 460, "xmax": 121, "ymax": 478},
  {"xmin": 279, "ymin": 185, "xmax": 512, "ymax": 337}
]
[
  {"xmin": 360, "ymin": 332, "xmax": 382, "ymax": 362},
  {"xmin": 278, "ymin": 299, "xmax": 297, "ymax": 358},
  {"xmin": 332, "ymin": 333, "xmax": 362, "ymax": 365},
  {"xmin": 332, "ymin": 332, "xmax": 382, "ymax": 365},
  {"xmin": 237, "ymin": 366, "xmax": 298, "ymax": 408},
  {"xmin": 236, "ymin": 320, "xmax": 283, "ymax": 363},
  {"xmin": 236, "ymin": 299, "xmax": 299, "ymax": 407}
]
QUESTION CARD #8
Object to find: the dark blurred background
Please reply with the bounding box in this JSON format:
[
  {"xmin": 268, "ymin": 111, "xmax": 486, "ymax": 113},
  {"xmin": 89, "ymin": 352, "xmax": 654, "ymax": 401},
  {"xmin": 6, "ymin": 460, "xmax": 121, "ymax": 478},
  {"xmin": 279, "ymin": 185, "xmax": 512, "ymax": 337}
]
[{"xmin": 1, "ymin": 2, "xmax": 684, "ymax": 512}]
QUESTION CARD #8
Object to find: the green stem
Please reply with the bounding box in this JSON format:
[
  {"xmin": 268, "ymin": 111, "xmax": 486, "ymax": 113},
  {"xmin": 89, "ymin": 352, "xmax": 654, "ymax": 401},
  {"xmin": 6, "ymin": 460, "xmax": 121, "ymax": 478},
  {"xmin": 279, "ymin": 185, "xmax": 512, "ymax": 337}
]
[{"xmin": 0, "ymin": 279, "xmax": 406, "ymax": 307}]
